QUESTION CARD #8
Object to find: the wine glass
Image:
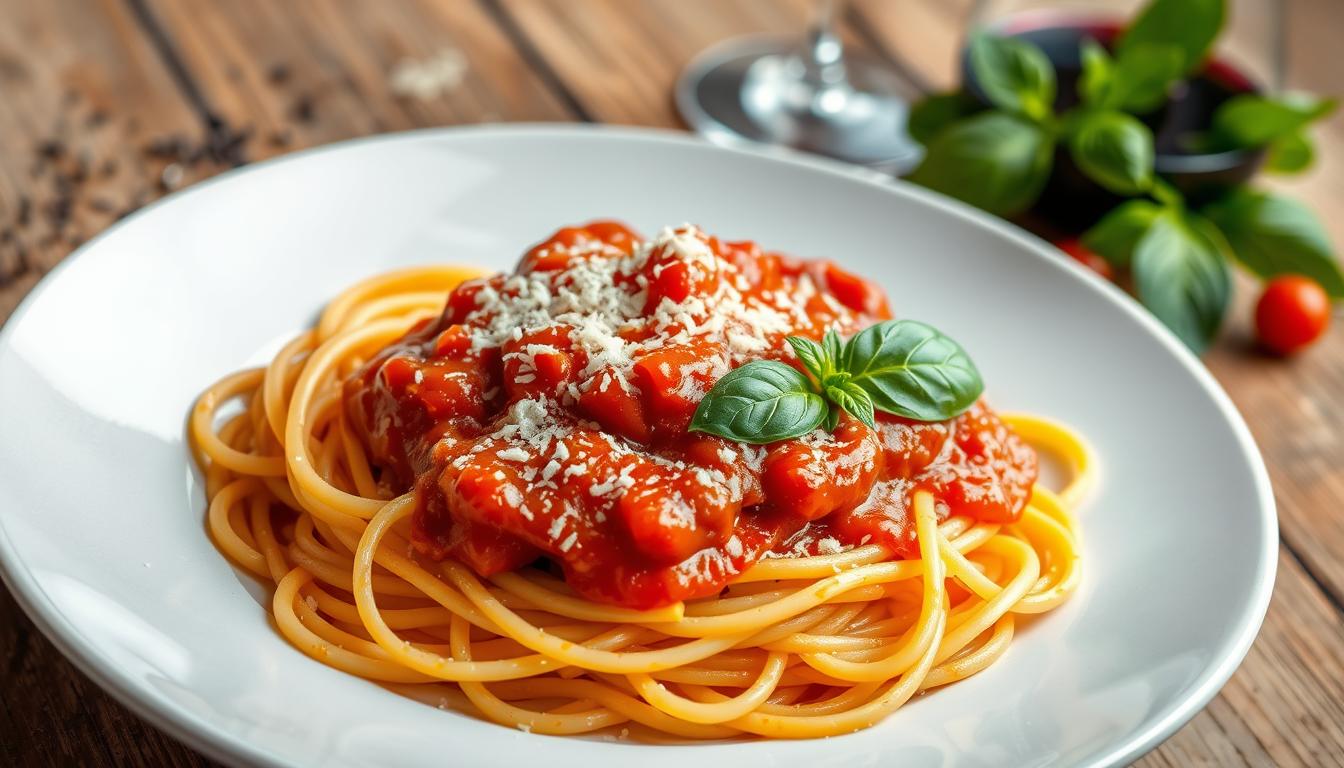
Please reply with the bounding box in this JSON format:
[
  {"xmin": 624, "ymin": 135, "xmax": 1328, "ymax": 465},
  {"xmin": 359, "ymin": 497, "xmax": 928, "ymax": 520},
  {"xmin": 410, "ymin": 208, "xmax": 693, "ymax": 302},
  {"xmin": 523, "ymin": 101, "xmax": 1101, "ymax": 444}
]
[{"xmin": 675, "ymin": 0, "xmax": 922, "ymax": 174}]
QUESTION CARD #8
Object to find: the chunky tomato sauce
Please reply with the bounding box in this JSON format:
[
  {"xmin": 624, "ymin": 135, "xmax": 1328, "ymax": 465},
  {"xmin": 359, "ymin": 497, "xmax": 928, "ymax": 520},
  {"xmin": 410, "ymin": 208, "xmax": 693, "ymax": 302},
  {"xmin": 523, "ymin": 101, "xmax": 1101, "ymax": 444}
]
[{"xmin": 345, "ymin": 222, "xmax": 1036, "ymax": 608}]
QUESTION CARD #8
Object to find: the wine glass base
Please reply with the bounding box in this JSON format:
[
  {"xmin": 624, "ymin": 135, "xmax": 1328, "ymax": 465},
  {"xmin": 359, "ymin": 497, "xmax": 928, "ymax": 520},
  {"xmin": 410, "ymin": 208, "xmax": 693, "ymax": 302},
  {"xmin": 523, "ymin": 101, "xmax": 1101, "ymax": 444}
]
[{"xmin": 676, "ymin": 35, "xmax": 922, "ymax": 174}]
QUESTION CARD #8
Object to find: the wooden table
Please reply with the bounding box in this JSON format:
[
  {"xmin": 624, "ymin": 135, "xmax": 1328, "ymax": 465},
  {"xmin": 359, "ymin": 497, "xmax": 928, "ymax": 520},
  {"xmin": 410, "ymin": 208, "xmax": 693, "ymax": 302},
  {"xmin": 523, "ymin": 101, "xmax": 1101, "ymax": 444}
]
[{"xmin": 2, "ymin": 2, "xmax": 1342, "ymax": 765}]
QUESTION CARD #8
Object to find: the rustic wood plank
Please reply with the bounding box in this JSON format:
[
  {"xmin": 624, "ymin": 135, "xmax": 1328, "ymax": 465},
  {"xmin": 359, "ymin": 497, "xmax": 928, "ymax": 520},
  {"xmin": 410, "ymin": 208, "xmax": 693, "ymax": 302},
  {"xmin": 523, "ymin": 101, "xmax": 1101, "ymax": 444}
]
[
  {"xmin": 138, "ymin": 0, "xmax": 574, "ymax": 158},
  {"xmin": 0, "ymin": 0, "xmax": 220, "ymax": 319},
  {"xmin": 1193, "ymin": 0, "xmax": 1344, "ymax": 608},
  {"xmin": 0, "ymin": 1, "xmax": 228, "ymax": 764},
  {"xmin": 1205, "ymin": 282, "xmax": 1344, "ymax": 611},
  {"xmin": 847, "ymin": 0, "xmax": 973, "ymax": 92},
  {"xmin": 0, "ymin": 592, "xmax": 222, "ymax": 768},
  {"xmin": 491, "ymin": 0, "xmax": 922, "ymax": 128},
  {"xmin": 1135, "ymin": 548, "xmax": 1344, "ymax": 767},
  {"xmin": 1, "ymin": 1, "xmax": 1343, "ymax": 766},
  {"xmin": 1214, "ymin": 0, "xmax": 1344, "ymax": 611}
]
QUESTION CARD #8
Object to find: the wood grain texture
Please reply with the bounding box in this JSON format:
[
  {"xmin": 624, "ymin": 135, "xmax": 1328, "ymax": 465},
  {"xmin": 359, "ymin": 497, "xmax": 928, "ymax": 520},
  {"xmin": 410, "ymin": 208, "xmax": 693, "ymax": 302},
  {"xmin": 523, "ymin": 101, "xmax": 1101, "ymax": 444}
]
[
  {"xmin": 0, "ymin": 4, "xmax": 226, "ymax": 765},
  {"xmin": 1204, "ymin": 0, "xmax": 1344, "ymax": 611},
  {"xmin": 1136, "ymin": 549, "xmax": 1344, "ymax": 768},
  {"xmin": 137, "ymin": 0, "xmax": 575, "ymax": 155},
  {"xmin": 2, "ymin": 1, "xmax": 1344, "ymax": 766},
  {"xmin": 0, "ymin": 592, "xmax": 223, "ymax": 768},
  {"xmin": 493, "ymin": 0, "xmax": 922, "ymax": 127},
  {"xmin": 847, "ymin": 0, "xmax": 974, "ymax": 92},
  {"xmin": 0, "ymin": 0, "xmax": 209, "ymax": 319}
]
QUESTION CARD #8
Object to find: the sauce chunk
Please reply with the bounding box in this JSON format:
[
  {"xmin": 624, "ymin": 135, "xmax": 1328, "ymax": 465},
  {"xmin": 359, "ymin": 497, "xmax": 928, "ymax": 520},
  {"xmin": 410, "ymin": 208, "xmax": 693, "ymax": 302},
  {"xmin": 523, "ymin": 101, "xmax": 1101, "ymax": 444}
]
[{"xmin": 345, "ymin": 222, "xmax": 1036, "ymax": 608}]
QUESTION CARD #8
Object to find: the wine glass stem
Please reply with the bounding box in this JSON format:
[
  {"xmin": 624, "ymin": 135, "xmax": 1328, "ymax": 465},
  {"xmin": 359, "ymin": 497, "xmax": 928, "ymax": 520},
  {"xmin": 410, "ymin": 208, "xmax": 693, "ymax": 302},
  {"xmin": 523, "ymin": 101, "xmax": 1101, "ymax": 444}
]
[{"xmin": 801, "ymin": 0, "xmax": 848, "ymax": 88}]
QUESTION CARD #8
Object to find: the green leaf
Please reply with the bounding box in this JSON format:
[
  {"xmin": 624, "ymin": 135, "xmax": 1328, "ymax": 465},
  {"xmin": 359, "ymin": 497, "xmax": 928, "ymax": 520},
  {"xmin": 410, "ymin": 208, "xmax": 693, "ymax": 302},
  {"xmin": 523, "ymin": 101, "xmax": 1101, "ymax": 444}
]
[
  {"xmin": 1212, "ymin": 93, "xmax": 1338, "ymax": 149},
  {"xmin": 1108, "ymin": 43, "xmax": 1185, "ymax": 113},
  {"xmin": 909, "ymin": 91, "xmax": 981, "ymax": 145},
  {"xmin": 822, "ymin": 330, "xmax": 844, "ymax": 367},
  {"xmin": 826, "ymin": 383, "xmax": 877, "ymax": 430},
  {"xmin": 1202, "ymin": 189, "xmax": 1344, "ymax": 297},
  {"xmin": 1079, "ymin": 40, "xmax": 1183, "ymax": 113},
  {"xmin": 1265, "ymin": 132, "xmax": 1314, "ymax": 174},
  {"xmin": 786, "ymin": 336, "xmax": 828, "ymax": 382},
  {"xmin": 908, "ymin": 111, "xmax": 1054, "ymax": 217},
  {"xmin": 689, "ymin": 360, "xmax": 827, "ymax": 444},
  {"xmin": 840, "ymin": 319, "xmax": 984, "ymax": 422},
  {"xmin": 1083, "ymin": 199, "xmax": 1163, "ymax": 267},
  {"xmin": 1117, "ymin": 0, "xmax": 1224, "ymax": 75},
  {"xmin": 823, "ymin": 405, "xmax": 840, "ymax": 433},
  {"xmin": 1079, "ymin": 39, "xmax": 1113, "ymax": 106},
  {"xmin": 969, "ymin": 33, "xmax": 1056, "ymax": 121},
  {"xmin": 1131, "ymin": 211, "xmax": 1231, "ymax": 352},
  {"xmin": 1151, "ymin": 178, "xmax": 1184, "ymax": 207},
  {"xmin": 1069, "ymin": 110, "xmax": 1155, "ymax": 194}
]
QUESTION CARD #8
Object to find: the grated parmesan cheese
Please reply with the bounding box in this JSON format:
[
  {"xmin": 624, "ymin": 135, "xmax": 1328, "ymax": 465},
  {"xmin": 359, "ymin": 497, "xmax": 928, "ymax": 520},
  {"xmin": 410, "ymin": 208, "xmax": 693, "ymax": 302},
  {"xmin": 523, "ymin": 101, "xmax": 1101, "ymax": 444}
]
[
  {"xmin": 461, "ymin": 225, "xmax": 798, "ymax": 401},
  {"xmin": 497, "ymin": 447, "xmax": 530, "ymax": 462}
]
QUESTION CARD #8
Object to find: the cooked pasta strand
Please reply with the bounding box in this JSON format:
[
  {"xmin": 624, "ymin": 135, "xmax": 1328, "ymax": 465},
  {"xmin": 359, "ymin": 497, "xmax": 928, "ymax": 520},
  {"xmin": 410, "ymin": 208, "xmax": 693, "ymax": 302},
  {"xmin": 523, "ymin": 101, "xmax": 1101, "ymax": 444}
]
[{"xmin": 189, "ymin": 265, "xmax": 1090, "ymax": 739}]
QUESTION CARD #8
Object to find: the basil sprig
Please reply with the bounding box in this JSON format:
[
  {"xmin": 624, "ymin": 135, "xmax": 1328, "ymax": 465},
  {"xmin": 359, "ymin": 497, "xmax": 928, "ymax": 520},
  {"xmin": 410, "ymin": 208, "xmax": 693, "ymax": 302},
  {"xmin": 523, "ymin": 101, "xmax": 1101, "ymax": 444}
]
[
  {"xmin": 1203, "ymin": 188, "xmax": 1344, "ymax": 297},
  {"xmin": 906, "ymin": 0, "xmax": 1341, "ymax": 357},
  {"xmin": 1209, "ymin": 93, "xmax": 1338, "ymax": 176},
  {"xmin": 689, "ymin": 321, "xmax": 984, "ymax": 444},
  {"xmin": 1115, "ymin": 0, "xmax": 1224, "ymax": 77},
  {"xmin": 1080, "ymin": 183, "xmax": 1344, "ymax": 352},
  {"xmin": 910, "ymin": 32, "xmax": 1166, "ymax": 216}
]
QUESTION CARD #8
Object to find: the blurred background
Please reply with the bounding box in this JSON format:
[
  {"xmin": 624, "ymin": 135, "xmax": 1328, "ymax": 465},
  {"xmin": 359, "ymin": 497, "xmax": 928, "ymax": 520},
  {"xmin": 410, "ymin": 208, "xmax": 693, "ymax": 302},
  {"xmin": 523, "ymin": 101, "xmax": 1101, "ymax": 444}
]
[
  {"xmin": 1, "ymin": 1, "xmax": 1342, "ymax": 766},
  {"xmin": 0, "ymin": 1, "xmax": 1335, "ymax": 295}
]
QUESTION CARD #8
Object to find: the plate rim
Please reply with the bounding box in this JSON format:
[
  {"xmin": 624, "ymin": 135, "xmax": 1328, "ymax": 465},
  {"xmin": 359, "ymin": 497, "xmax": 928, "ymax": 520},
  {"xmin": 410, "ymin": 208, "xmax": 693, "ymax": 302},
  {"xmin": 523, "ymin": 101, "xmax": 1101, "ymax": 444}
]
[{"xmin": 0, "ymin": 123, "xmax": 1278, "ymax": 768}]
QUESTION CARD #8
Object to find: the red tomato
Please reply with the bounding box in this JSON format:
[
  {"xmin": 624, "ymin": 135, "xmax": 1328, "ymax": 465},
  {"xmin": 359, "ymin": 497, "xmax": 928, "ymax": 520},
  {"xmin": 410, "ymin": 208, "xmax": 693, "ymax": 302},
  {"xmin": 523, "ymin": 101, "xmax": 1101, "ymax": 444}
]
[
  {"xmin": 1255, "ymin": 275, "xmax": 1331, "ymax": 355},
  {"xmin": 821, "ymin": 261, "xmax": 890, "ymax": 315},
  {"xmin": 1054, "ymin": 238, "xmax": 1114, "ymax": 281}
]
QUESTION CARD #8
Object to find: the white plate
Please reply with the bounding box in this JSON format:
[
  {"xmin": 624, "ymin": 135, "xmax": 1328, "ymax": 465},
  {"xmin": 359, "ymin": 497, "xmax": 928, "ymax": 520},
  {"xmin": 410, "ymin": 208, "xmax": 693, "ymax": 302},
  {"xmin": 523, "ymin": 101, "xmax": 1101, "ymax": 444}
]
[{"xmin": 0, "ymin": 126, "xmax": 1276, "ymax": 768}]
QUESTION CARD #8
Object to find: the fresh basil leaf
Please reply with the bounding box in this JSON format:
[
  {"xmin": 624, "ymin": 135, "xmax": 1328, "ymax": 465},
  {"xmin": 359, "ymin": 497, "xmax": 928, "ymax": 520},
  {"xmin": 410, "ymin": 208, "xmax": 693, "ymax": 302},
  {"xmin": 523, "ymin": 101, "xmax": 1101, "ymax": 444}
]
[
  {"xmin": 1150, "ymin": 178, "xmax": 1184, "ymax": 207},
  {"xmin": 826, "ymin": 383, "xmax": 877, "ymax": 430},
  {"xmin": 1265, "ymin": 132, "xmax": 1314, "ymax": 174},
  {"xmin": 1083, "ymin": 199, "xmax": 1163, "ymax": 267},
  {"xmin": 840, "ymin": 319, "xmax": 983, "ymax": 422},
  {"xmin": 1079, "ymin": 39, "xmax": 1113, "ymax": 106},
  {"xmin": 1202, "ymin": 189, "xmax": 1344, "ymax": 297},
  {"xmin": 1117, "ymin": 0, "xmax": 1224, "ymax": 75},
  {"xmin": 820, "ymin": 370, "xmax": 850, "ymax": 390},
  {"xmin": 1079, "ymin": 40, "xmax": 1182, "ymax": 113},
  {"xmin": 1132, "ymin": 211, "xmax": 1230, "ymax": 352},
  {"xmin": 823, "ymin": 405, "xmax": 840, "ymax": 433},
  {"xmin": 786, "ymin": 336, "xmax": 828, "ymax": 382},
  {"xmin": 1108, "ymin": 43, "xmax": 1185, "ymax": 113},
  {"xmin": 689, "ymin": 360, "xmax": 827, "ymax": 444},
  {"xmin": 969, "ymin": 33, "xmax": 1056, "ymax": 121},
  {"xmin": 822, "ymin": 329, "xmax": 844, "ymax": 367},
  {"xmin": 1212, "ymin": 93, "xmax": 1337, "ymax": 149},
  {"xmin": 908, "ymin": 111, "xmax": 1054, "ymax": 217},
  {"xmin": 909, "ymin": 91, "xmax": 981, "ymax": 146},
  {"xmin": 1069, "ymin": 110, "xmax": 1155, "ymax": 194}
]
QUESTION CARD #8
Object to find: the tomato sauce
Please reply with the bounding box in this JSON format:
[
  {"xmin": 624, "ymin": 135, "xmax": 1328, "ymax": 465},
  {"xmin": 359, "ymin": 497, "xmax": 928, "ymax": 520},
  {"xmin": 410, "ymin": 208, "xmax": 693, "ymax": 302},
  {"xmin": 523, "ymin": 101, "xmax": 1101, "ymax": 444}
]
[{"xmin": 344, "ymin": 222, "xmax": 1036, "ymax": 609}]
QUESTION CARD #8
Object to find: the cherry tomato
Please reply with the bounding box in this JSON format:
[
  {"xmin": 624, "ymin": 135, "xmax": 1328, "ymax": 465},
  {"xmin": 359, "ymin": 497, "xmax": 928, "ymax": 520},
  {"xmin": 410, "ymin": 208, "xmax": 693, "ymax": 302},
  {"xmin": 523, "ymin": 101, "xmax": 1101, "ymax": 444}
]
[
  {"xmin": 1255, "ymin": 275, "xmax": 1331, "ymax": 355},
  {"xmin": 1054, "ymin": 238, "xmax": 1114, "ymax": 281}
]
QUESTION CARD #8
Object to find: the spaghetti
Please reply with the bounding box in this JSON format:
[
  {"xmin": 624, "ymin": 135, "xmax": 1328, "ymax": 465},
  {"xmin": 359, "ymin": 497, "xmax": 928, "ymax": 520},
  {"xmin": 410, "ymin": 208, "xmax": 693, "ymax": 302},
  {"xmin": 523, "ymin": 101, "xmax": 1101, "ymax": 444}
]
[{"xmin": 190, "ymin": 223, "xmax": 1092, "ymax": 739}]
